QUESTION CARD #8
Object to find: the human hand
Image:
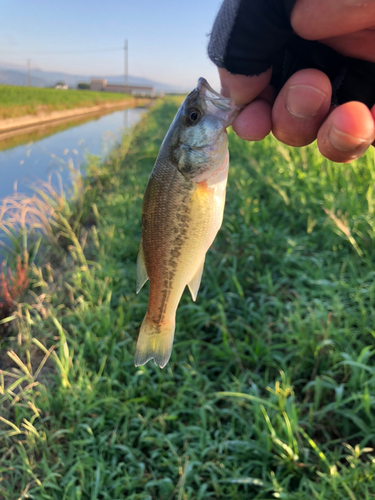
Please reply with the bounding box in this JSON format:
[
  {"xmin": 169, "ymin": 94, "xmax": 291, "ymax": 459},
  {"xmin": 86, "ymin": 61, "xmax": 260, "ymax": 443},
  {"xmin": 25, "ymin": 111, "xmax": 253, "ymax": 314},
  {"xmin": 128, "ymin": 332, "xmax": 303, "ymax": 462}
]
[{"xmin": 209, "ymin": 0, "xmax": 375, "ymax": 163}]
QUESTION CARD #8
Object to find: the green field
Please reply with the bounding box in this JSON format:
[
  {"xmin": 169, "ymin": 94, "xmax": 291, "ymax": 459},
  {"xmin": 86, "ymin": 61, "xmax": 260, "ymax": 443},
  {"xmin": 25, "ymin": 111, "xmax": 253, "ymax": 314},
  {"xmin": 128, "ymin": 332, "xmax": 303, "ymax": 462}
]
[
  {"xmin": 1, "ymin": 98, "xmax": 375, "ymax": 499},
  {"xmin": 0, "ymin": 84, "xmax": 134, "ymax": 120}
]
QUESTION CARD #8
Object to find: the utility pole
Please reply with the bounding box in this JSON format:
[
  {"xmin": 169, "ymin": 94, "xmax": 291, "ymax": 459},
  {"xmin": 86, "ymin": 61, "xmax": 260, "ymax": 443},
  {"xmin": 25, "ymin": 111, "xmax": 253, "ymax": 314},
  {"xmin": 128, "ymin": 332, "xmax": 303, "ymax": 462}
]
[
  {"xmin": 124, "ymin": 39, "xmax": 128, "ymax": 94},
  {"xmin": 27, "ymin": 59, "xmax": 31, "ymax": 86}
]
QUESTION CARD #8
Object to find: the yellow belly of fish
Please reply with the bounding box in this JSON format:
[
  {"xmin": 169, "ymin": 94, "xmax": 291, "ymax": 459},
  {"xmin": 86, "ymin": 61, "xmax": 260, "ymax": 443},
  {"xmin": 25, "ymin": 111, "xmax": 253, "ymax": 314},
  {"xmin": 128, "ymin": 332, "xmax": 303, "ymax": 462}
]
[{"xmin": 169, "ymin": 180, "xmax": 225, "ymax": 302}]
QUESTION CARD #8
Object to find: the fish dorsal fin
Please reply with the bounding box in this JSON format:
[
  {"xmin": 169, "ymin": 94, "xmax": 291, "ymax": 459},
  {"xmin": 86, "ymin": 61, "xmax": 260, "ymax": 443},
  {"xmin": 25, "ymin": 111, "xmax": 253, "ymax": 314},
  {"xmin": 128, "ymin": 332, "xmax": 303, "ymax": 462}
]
[
  {"xmin": 136, "ymin": 239, "xmax": 149, "ymax": 293},
  {"xmin": 187, "ymin": 258, "xmax": 205, "ymax": 302}
]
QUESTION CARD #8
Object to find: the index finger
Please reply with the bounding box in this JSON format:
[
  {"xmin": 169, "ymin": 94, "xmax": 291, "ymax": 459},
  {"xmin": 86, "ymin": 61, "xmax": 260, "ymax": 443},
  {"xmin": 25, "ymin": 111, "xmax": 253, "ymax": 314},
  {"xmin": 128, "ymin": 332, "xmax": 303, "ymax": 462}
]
[{"xmin": 219, "ymin": 67, "xmax": 272, "ymax": 105}]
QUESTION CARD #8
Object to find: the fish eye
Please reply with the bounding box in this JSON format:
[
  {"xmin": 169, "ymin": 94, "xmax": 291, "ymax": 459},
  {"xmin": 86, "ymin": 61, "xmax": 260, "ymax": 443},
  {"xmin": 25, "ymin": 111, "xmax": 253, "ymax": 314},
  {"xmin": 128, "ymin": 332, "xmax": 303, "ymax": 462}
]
[
  {"xmin": 185, "ymin": 108, "xmax": 202, "ymax": 126},
  {"xmin": 190, "ymin": 110, "xmax": 199, "ymax": 121}
]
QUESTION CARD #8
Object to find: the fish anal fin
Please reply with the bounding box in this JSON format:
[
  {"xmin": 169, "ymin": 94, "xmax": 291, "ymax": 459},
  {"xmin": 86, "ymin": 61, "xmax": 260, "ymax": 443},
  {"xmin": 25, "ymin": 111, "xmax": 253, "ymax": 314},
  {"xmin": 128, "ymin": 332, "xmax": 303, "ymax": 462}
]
[
  {"xmin": 134, "ymin": 314, "xmax": 175, "ymax": 368},
  {"xmin": 136, "ymin": 239, "xmax": 149, "ymax": 293},
  {"xmin": 187, "ymin": 258, "xmax": 205, "ymax": 302}
]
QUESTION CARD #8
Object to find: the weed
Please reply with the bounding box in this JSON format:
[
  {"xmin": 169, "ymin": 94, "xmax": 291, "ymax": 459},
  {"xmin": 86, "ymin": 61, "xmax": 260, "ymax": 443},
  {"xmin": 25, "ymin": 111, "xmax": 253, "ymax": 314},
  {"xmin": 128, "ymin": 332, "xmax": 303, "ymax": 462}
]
[{"xmin": 0, "ymin": 257, "xmax": 29, "ymax": 331}]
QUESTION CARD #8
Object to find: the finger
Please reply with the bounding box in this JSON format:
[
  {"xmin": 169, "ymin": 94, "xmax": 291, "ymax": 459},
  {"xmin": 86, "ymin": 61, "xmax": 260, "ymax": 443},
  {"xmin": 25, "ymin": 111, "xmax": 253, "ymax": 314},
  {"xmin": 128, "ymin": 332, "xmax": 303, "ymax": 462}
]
[
  {"xmin": 291, "ymin": 0, "xmax": 375, "ymax": 40},
  {"xmin": 272, "ymin": 69, "xmax": 332, "ymax": 147},
  {"xmin": 219, "ymin": 67, "xmax": 272, "ymax": 106},
  {"xmin": 317, "ymin": 101, "xmax": 375, "ymax": 162},
  {"xmin": 232, "ymin": 99, "xmax": 272, "ymax": 141},
  {"xmin": 320, "ymin": 30, "xmax": 375, "ymax": 62},
  {"xmin": 258, "ymin": 85, "xmax": 276, "ymax": 105}
]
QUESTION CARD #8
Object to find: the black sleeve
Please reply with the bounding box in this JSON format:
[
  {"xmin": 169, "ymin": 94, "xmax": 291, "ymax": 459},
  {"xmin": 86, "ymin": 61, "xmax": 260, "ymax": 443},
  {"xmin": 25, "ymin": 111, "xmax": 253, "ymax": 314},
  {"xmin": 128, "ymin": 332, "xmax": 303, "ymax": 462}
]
[{"xmin": 208, "ymin": 0, "xmax": 375, "ymax": 108}]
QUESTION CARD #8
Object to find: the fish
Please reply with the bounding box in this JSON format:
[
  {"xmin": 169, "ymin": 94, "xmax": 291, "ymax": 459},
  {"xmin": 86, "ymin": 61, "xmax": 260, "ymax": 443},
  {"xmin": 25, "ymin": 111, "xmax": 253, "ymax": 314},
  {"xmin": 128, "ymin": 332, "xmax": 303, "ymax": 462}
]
[{"xmin": 135, "ymin": 77, "xmax": 240, "ymax": 368}]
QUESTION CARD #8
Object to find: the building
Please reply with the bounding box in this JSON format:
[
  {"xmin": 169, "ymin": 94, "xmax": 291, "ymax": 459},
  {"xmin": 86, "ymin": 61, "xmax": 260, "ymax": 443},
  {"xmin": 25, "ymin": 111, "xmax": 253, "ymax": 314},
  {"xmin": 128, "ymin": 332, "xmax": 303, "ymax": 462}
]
[
  {"xmin": 90, "ymin": 79, "xmax": 154, "ymax": 96},
  {"xmin": 90, "ymin": 79, "xmax": 107, "ymax": 91}
]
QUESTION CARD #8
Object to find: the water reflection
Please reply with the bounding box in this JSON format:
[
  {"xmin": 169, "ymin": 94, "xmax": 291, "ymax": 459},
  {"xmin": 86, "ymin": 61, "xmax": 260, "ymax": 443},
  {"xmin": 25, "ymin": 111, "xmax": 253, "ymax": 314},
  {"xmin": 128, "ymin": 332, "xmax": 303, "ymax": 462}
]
[
  {"xmin": 0, "ymin": 110, "xmax": 117, "ymax": 153},
  {"xmin": 0, "ymin": 107, "xmax": 146, "ymax": 200}
]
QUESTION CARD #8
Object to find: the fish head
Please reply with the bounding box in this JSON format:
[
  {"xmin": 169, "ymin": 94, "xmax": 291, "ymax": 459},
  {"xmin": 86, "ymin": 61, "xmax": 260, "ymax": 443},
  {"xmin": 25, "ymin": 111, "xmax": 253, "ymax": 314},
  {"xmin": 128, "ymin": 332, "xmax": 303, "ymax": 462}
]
[{"xmin": 169, "ymin": 78, "xmax": 241, "ymax": 183}]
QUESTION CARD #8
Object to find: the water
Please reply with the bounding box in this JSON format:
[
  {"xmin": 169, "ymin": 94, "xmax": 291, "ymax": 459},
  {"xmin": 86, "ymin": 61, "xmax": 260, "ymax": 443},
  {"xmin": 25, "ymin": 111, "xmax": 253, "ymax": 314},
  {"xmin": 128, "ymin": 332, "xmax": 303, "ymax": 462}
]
[{"xmin": 0, "ymin": 107, "xmax": 146, "ymax": 200}]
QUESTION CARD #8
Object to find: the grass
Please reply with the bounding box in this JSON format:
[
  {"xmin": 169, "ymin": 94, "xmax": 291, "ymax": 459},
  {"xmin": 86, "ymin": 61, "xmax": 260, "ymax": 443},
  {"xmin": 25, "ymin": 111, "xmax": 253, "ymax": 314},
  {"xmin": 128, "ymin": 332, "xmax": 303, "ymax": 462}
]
[
  {"xmin": 1, "ymin": 97, "xmax": 375, "ymax": 498},
  {"xmin": 0, "ymin": 84, "xmax": 135, "ymax": 120}
]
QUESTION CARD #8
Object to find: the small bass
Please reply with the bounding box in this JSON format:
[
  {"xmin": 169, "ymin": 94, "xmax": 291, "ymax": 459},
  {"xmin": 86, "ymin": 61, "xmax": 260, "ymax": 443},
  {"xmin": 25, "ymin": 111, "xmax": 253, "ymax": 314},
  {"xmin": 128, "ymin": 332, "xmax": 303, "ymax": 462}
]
[{"xmin": 135, "ymin": 78, "xmax": 239, "ymax": 368}]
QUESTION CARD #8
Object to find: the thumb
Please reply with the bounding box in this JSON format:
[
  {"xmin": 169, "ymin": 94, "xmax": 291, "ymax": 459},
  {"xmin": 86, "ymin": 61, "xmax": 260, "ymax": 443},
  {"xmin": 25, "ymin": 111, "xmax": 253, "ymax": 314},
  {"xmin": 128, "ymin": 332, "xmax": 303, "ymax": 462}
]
[{"xmin": 219, "ymin": 67, "xmax": 272, "ymax": 106}]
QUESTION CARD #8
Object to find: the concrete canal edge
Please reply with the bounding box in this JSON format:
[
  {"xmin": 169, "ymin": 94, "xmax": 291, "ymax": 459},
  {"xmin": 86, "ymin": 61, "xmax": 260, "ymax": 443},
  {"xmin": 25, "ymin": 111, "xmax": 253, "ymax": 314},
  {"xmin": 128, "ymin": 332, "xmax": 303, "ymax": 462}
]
[{"xmin": 0, "ymin": 98, "xmax": 151, "ymax": 140}]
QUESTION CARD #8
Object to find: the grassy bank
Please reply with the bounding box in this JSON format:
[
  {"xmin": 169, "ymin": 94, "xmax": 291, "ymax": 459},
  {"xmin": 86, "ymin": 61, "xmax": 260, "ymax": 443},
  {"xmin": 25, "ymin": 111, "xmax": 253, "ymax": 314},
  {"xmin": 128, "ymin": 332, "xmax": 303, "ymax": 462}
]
[
  {"xmin": 0, "ymin": 84, "xmax": 134, "ymax": 120},
  {"xmin": 1, "ymin": 98, "xmax": 375, "ymax": 499}
]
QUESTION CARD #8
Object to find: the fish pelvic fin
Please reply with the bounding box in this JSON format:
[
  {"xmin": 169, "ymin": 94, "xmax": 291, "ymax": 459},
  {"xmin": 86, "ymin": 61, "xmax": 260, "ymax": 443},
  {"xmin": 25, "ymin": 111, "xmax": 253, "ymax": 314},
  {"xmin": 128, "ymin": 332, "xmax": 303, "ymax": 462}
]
[
  {"xmin": 136, "ymin": 239, "xmax": 149, "ymax": 293},
  {"xmin": 134, "ymin": 314, "xmax": 175, "ymax": 369},
  {"xmin": 187, "ymin": 258, "xmax": 205, "ymax": 302}
]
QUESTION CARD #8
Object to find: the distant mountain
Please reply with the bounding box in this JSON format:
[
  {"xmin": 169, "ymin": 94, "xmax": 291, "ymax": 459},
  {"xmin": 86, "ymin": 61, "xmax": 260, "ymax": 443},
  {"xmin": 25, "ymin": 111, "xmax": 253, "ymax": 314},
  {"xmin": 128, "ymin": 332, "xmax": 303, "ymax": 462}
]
[
  {"xmin": 0, "ymin": 68, "xmax": 46, "ymax": 87},
  {"xmin": 0, "ymin": 61, "xmax": 185, "ymax": 93}
]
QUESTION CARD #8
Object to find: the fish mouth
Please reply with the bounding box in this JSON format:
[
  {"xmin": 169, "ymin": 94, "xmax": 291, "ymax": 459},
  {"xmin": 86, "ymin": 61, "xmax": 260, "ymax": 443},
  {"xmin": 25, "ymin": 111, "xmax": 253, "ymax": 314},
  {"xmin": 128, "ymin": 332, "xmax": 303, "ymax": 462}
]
[
  {"xmin": 197, "ymin": 77, "xmax": 242, "ymax": 126},
  {"xmin": 197, "ymin": 77, "xmax": 232, "ymax": 111}
]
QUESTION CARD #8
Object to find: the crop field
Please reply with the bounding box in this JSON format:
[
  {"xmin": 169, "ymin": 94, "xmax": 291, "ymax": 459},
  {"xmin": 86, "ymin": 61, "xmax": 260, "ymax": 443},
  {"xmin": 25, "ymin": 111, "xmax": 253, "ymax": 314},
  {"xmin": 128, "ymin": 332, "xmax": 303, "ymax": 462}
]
[
  {"xmin": 1, "ymin": 98, "xmax": 375, "ymax": 499},
  {"xmin": 0, "ymin": 84, "xmax": 133, "ymax": 120}
]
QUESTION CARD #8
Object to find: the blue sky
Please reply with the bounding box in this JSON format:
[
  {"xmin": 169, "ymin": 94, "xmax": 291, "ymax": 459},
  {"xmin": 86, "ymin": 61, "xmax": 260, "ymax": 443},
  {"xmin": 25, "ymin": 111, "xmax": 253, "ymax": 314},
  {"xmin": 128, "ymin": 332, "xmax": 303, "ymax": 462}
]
[{"xmin": 0, "ymin": 0, "xmax": 223, "ymax": 91}]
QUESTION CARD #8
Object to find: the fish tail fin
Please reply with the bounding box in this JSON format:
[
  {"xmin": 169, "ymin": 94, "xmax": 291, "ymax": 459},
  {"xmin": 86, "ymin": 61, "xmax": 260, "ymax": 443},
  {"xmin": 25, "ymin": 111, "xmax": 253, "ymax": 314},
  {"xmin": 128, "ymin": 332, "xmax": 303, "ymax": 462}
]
[{"xmin": 134, "ymin": 313, "xmax": 175, "ymax": 369}]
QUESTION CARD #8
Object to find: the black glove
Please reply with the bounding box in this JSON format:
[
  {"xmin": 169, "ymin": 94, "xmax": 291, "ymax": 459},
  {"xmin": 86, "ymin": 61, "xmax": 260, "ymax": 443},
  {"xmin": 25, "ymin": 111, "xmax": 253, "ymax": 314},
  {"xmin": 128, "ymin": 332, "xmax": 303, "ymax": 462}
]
[{"xmin": 208, "ymin": 0, "xmax": 375, "ymax": 108}]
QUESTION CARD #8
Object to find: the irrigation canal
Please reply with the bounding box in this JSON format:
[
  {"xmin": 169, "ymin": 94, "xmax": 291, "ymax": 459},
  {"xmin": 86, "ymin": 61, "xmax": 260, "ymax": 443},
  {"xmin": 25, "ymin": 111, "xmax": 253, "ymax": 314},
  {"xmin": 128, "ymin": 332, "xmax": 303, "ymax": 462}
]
[{"xmin": 0, "ymin": 106, "xmax": 146, "ymax": 200}]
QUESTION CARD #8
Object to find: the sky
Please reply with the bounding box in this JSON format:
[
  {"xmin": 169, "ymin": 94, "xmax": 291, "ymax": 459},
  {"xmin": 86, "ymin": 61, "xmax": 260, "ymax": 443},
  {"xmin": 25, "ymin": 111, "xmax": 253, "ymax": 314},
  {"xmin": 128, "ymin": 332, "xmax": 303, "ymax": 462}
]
[{"xmin": 0, "ymin": 0, "xmax": 224, "ymax": 91}]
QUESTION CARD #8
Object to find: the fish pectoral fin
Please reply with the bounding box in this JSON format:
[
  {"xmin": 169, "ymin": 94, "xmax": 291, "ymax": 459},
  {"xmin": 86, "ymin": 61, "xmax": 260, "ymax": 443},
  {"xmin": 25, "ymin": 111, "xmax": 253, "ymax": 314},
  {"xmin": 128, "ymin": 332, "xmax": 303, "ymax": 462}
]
[
  {"xmin": 136, "ymin": 239, "xmax": 149, "ymax": 293},
  {"xmin": 187, "ymin": 258, "xmax": 205, "ymax": 302}
]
